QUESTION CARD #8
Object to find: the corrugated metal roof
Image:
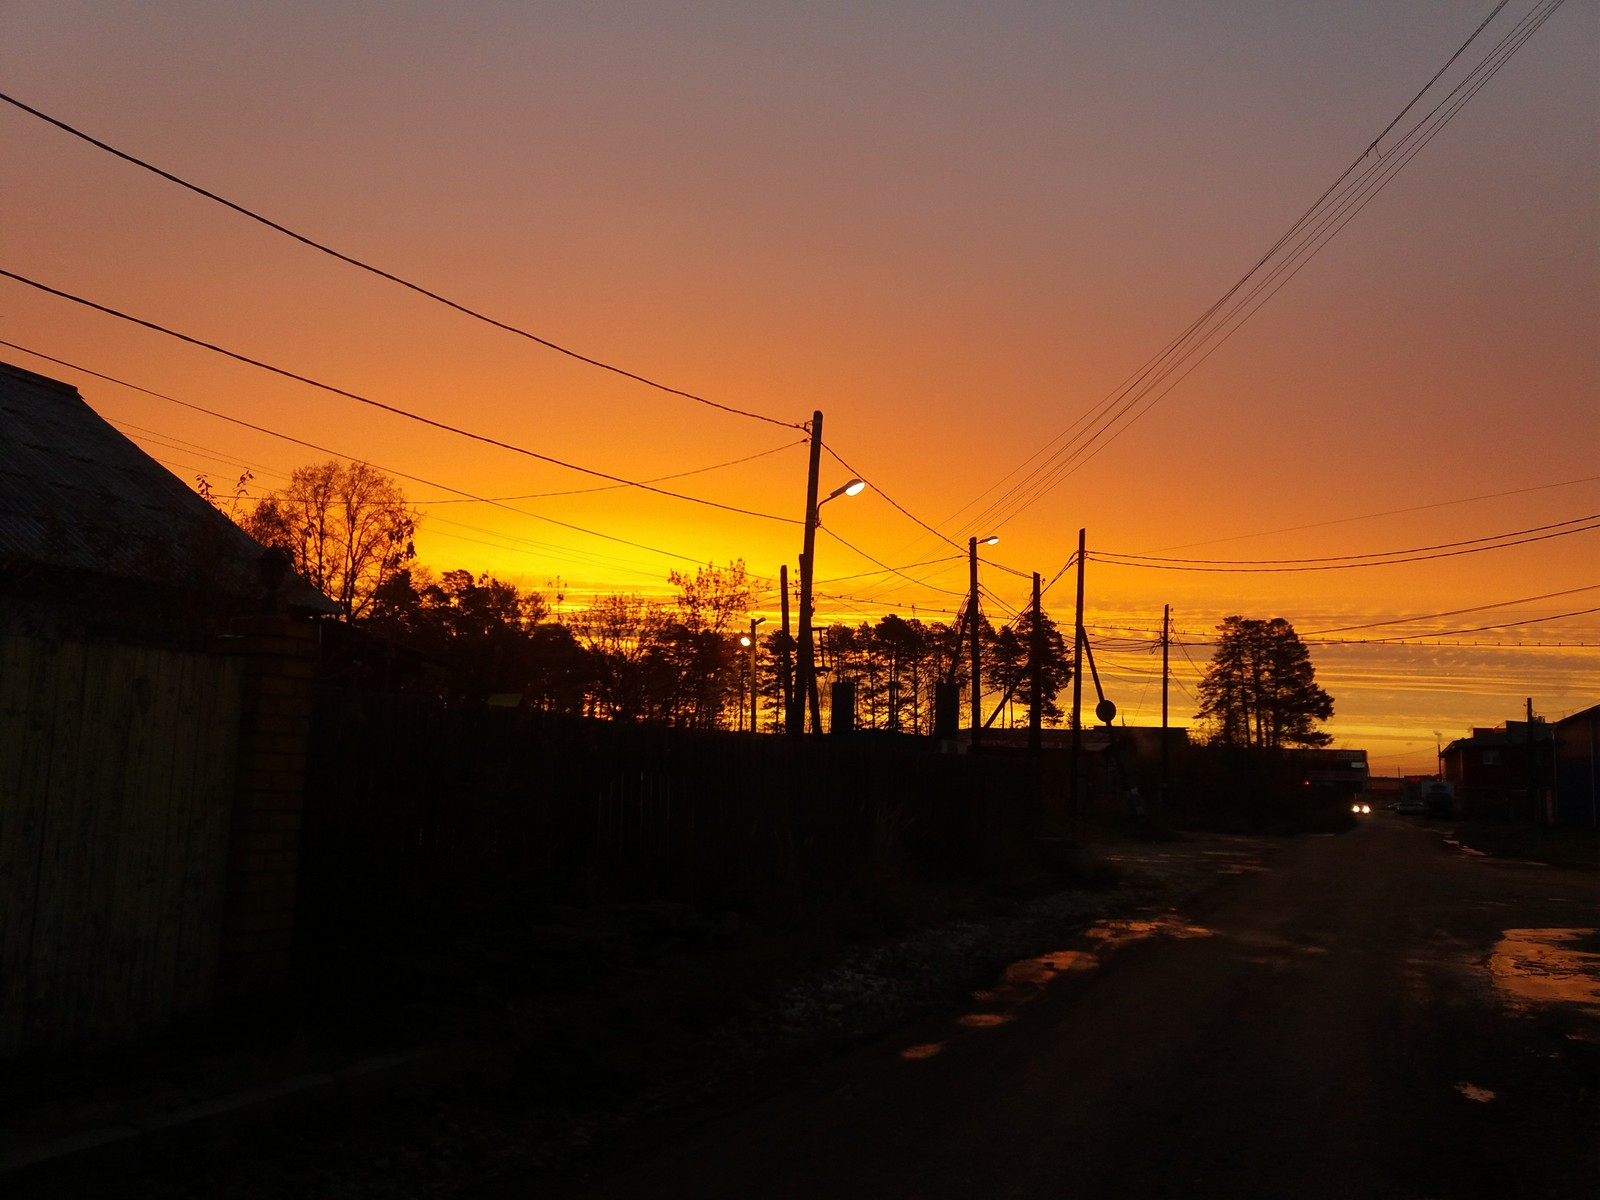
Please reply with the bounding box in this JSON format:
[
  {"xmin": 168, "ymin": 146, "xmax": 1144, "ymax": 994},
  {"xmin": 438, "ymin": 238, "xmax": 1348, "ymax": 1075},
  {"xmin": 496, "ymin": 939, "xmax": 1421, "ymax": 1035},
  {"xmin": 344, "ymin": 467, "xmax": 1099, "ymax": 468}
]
[{"xmin": 0, "ymin": 360, "xmax": 335, "ymax": 611}]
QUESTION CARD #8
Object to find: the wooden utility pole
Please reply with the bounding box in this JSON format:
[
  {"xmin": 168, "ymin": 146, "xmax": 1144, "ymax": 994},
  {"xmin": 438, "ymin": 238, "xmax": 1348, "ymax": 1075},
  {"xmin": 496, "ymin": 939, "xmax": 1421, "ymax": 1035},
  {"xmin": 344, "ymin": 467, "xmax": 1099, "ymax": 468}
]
[
  {"xmin": 1028, "ymin": 571, "xmax": 1043, "ymax": 755},
  {"xmin": 969, "ymin": 536, "xmax": 982, "ymax": 749},
  {"xmin": 1069, "ymin": 529, "xmax": 1086, "ymax": 825},
  {"xmin": 790, "ymin": 411, "xmax": 823, "ymax": 735},
  {"xmin": 779, "ymin": 563, "xmax": 793, "ymax": 729},
  {"xmin": 1161, "ymin": 603, "xmax": 1170, "ymax": 821}
]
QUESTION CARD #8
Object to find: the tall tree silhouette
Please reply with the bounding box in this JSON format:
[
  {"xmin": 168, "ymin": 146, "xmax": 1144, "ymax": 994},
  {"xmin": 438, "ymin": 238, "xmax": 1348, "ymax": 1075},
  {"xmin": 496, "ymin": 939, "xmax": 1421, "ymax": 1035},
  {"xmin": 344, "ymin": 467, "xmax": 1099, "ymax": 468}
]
[{"xmin": 1196, "ymin": 616, "xmax": 1333, "ymax": 748}]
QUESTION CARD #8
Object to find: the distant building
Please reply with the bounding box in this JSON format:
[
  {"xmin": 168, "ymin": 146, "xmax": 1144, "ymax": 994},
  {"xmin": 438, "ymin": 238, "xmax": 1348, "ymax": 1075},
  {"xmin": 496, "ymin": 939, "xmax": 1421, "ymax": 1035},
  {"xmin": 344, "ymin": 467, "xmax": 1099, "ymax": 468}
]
[
  {"xmin": 1280, "ymin": 747, "xmax": 1369, "ymax": 796},
  {"xmin": 1552, "ymin": 704, "xmax": 1598, "ymax": 828},
  {"xmin": 1440, "ymin": 718, "xmax": 1555, "ymax": 823}
]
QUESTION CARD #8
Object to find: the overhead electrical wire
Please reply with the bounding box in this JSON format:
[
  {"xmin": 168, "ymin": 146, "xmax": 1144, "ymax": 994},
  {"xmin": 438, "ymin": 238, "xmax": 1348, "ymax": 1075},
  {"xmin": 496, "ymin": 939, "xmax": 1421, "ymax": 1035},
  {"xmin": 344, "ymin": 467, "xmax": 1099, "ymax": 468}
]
[
  {"xmin": 408, "ymin": 438, "xmax": 808, "ymax": 505},
  {"xmin": 0, "ymin": 276, "xmax": 800, "ymax": 525},
  {"xmin": 819, "ymin": 527, "xmax": 971, "ymax": 600},
  {"xmin": 1, "ymin": 339, "xmax": 714, "ymax": 565},
  {"xmin": 820, "ymin": 442, "xmax": 962, "ymax": 552},
  {"xmin": 0, "ymin": 90, "xmax": 804, "ymax": 433},
  {"xmin": 949, "ymin": 0, "xmax": 1562, "ymax": 536},
  {"xmin": 1157, "ymin": 474, "xmax": 1600, "ymax": 552},
  {"xmin": 1301, "ymin": 583, "xmax": 1600, "ymax": 635},
  {"xmin": 1308, "ymin": 606, "xmax": 1600, "ymax": 644},
  {"xmin": 974, "ymin": 0, "xmax": 1561, "ymax": 531},
  {"xmin": 977, "ymin": 2, "xmax": 1555, "ymax": 530},
  {"xmin": 1095, "ymin": 513, "xmax": 1599, "ymax": 572},
  {"xmin": 813, "ymin": 555, "xmax": 965, "ymax": 588}
]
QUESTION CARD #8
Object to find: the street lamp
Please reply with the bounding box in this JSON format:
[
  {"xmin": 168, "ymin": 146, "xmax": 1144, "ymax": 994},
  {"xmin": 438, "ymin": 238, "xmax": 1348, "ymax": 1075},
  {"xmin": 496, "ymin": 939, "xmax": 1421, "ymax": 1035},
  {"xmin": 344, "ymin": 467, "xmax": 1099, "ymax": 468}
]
[
  {"xmin": 744, "ymin": 616, "xmax": 766, "ymax": 732},
  {"xmin": 969, "ymin": 534, "xmax": 999, "ymax": 747},
  {"xmin": 791, "ymin": 418, "xmax": 866, "ymax": 735}
]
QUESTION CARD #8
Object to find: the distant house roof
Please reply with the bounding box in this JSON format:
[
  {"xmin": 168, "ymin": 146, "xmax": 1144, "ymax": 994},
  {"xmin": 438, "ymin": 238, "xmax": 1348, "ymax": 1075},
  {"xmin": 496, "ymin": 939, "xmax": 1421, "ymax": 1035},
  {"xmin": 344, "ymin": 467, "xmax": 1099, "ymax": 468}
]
[
  {"xmin": 0, "ymin": 360, "xmax": 333, "ymax": 619},
  {"xmin": 1442, "ymin": 719, "xmax": 1553, "ymax": 756}
]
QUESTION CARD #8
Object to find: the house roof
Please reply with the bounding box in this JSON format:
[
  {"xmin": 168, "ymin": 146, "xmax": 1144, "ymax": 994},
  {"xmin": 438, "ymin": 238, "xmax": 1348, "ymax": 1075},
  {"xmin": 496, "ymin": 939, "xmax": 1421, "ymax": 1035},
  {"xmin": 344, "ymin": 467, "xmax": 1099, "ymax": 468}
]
[{"xmin": 0, "ymin": 360, "xmax": 333, "ymax": 612}]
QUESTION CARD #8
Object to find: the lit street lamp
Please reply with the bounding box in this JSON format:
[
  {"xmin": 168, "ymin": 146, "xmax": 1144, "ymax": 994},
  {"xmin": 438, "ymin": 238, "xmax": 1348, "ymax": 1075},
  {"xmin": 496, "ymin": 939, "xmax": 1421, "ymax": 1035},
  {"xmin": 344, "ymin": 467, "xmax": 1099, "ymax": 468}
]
[
  {"xmin": 791, "ymin": 410, "xmax": 865, "ymax": 736},
  {"xmin": 969, "ymin": 534, "xmax": 998, "ymax": 747}
]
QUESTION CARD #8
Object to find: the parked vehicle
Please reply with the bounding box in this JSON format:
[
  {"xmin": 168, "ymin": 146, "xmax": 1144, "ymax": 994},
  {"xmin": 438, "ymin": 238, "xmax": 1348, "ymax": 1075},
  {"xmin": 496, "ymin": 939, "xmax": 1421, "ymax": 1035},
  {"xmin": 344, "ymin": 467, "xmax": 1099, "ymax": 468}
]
[{"xmin": 1421, "ymin": 779, "xmax": 1456, "ymax": 818}]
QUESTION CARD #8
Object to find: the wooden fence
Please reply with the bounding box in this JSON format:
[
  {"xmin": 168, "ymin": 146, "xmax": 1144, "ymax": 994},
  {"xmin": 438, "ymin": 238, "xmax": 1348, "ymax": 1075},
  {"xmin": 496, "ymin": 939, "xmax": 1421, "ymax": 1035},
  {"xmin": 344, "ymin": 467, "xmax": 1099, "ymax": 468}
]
[
  {"xmin": 0, "ymin": 635, "xmax": 243, "ymax": 1057},
  {"xmin": 297, "ymin": 687, "xmax": 1050, "ymax": 957}
]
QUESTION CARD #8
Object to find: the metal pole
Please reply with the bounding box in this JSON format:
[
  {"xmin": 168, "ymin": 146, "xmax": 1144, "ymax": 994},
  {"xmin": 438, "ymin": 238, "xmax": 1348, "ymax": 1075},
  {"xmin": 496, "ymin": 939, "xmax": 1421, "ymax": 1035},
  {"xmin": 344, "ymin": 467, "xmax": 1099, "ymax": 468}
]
[
  {"xmin": 792, "ymin": 411, "xmax": 823, "ymax": 735},
  {"xmin": 969, "ymin": 536, "xmax": 981, "ymax": 748}
]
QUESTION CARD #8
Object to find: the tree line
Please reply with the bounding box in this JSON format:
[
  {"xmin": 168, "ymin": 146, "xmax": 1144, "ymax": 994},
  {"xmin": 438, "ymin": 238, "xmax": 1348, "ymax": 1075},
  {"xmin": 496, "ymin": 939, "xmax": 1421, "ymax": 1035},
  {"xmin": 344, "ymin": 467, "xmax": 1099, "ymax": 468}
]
[
  {"xmin": 211, "ymin": 461, "xmax": 1072, "ymax": 733},
  {"xmin": 207, "ymin": 460, "xmax": 1334, "ymax": 746}
]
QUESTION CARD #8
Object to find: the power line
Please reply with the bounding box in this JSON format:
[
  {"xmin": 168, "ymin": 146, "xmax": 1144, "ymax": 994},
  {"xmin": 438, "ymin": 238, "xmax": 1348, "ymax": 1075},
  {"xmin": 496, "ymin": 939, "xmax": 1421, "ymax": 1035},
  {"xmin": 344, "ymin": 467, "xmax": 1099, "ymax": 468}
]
[
  {"xmin": 1308, "ymin": 606, "xmax": 1600, "ymax": 644},
  {"xmin": 0, "ymin": 275, "xmax": 800, "ymax": 525},
  {"xmin": 820, "ymin": 442, "xmax": 962, "ymax": 552},
  {"xmin": 819, "ymin": 527, "xmax": 970, "ymax": 600},
  {"xmin": 1000, "ymin": 1, "xmax": 1566, "ymax": 526},
  {"xmin": 0, "ymin": 90, "xmax": 804, "ymax": 433},
  {"xmin": 1157, "ymin": 475, "xmax": 1600, "ymax": 552},
  {"xmin": 2, "ymin": 338, "xmax": 713, "ymax": 565},
  {"xmin": 1095, "ymin": 513, "xmax": 1599, "ymax": 572},
  {"xmin": 1301, "ymin": 583, "xmax": 1600, "ymax": 635},
  {"xmin": 813, "ymin": 555, "xmax": 965, "ymax": 588},
  {"xmin": 408, "ymin": 439, "xmax": 807, "ymax": 504},
  {"xmin": 954, "ymin": 0, "xmax": 1565, "ymax": 533}
]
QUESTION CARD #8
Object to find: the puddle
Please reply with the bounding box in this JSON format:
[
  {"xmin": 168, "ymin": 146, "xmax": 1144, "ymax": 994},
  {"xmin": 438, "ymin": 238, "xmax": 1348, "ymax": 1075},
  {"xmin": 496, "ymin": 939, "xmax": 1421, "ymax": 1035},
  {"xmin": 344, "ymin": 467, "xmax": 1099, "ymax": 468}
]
[
  {"xmin": 957, "ymin": 1013, "xmax": 1011, "ymax": 1028},
  {"xmin": 903, "ymin": 915, "xmax": 1213, "ymax": 1062},
  {"xmin": 1456, "ymin": 1082, "xmax": 1496, "ymax": 1103},
  {"xmin": 1488, "ymin": 928, "xmax": 1600, "ymax": 1010},
  {"xmin": 1084, "ymin": 915, "xmax": 1213, "ymax": 945}
]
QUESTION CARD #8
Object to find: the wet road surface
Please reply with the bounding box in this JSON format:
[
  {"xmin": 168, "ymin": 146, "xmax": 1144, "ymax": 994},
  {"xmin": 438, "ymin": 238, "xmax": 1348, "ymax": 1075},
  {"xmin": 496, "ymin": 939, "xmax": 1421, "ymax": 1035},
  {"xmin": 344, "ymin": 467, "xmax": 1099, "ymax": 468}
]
[{"xmin": 539, "ymin": 816, "xmax": 1598, "ymax": 1200}]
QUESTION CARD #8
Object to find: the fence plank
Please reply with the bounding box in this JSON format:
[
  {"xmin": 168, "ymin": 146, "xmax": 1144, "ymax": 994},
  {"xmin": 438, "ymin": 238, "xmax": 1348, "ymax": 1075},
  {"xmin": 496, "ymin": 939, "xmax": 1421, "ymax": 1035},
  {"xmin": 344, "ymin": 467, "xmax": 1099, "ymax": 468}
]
[
  {"xmin": 21, "ymin": 639, "xmax": 89, "ymax": 1051},
  {"xmin": 0, "ymin": 637, "xmax": 55, "ymax": 1056},
  {"xmin": 76, "ymin": 644, "xmax": 138, "ymax": 1046},
  {"xmin": 173, "ymin": 654, "xmax": 240, "ymax": 1021}
]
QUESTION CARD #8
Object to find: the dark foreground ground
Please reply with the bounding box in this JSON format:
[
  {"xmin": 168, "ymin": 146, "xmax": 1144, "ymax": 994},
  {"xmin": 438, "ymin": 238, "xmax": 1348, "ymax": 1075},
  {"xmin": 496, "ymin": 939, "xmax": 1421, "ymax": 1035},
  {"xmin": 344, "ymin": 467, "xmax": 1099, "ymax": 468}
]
[{"xmin": 6, "ymin": 816, "xmax": 1596, "ymax": 1198}]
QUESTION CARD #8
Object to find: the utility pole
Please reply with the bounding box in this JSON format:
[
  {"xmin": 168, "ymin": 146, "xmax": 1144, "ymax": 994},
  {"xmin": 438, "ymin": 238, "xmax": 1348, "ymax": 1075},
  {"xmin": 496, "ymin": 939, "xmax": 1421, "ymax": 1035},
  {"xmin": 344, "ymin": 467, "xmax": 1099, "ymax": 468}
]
[
  {"xmin": 791, "ymin": 410, "xmax": 823, "ymax": 735},
  {"xmin": 1161, "ymin": 603, "xmax": 1170, "ymax": 821},
  {"xmin": 747, "ymin": 616, "xmax": 765, "ymax": 733},
  {"xmin": 1069, "ymin": 528, "xmax": 1086, "ymax": 827},
  {"xmin": 969, "ymin": 536, "xmax": 981, "ymax": 748},
  {"xmin": 967, "ymin": 534, "xmax": 998, "ymax": 748},
  {"xmin": 1028, "ymin": 571, "xmax": 1043, "ymax": 755},
  {"xmin": 779, "ymin": 564, "xmax": 792, "ymax": 730}
]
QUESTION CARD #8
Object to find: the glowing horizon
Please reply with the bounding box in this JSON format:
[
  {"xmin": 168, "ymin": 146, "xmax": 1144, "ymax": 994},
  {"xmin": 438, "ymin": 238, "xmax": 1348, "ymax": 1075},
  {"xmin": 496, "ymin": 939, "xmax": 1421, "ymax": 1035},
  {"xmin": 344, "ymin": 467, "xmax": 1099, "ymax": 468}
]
[{"xmin": 4, "ymin": 1, "xmax": 1595, "ymax": 775}]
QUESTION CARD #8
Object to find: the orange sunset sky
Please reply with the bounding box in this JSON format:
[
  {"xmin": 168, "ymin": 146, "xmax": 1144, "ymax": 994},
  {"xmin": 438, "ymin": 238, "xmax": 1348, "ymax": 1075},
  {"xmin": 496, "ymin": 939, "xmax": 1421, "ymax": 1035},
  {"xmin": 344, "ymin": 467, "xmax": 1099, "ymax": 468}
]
[{"xmin": 3, "ymin": 1, "xmax": 1596, "ymax": 775}]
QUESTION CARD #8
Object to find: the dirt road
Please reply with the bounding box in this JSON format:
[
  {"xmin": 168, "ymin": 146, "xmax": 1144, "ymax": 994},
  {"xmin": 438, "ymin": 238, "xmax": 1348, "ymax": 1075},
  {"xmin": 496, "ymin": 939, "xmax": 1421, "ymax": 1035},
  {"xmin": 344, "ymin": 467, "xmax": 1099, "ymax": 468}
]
[{"xmin": 549, "ymin": 816, "xmax": 1598, "ymax": 1199}]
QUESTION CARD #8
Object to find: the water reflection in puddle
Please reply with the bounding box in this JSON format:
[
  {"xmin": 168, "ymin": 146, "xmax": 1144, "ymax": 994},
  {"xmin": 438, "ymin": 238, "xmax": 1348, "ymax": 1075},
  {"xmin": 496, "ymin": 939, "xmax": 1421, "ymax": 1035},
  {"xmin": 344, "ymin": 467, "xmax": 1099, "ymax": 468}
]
[
  {"xmin": 1085, "ymin": 915, "xmax": 1214, "ymax": 945},
  {"xmin": 901, "ymin": 914, "xmax": 1212, "ymax": 1062},
  {"xmin": 1489, "ymin": 928, "xmax": 1600, "ymax": 1010},
  {"xmin": 957, "ymin": 1013, "xmax": 1011, "ymax": 1028}
]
